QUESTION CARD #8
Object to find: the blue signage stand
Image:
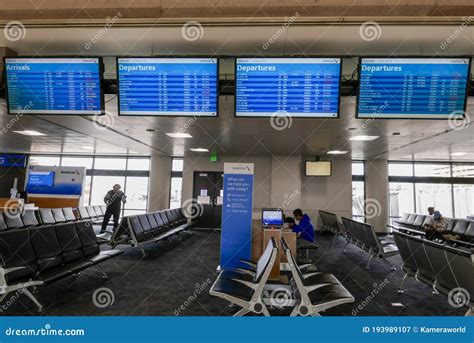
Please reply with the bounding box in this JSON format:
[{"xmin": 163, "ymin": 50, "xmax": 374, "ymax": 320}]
[{"xmin": 220, "ymin": 163, "xmax": 254, "ymax": 269}]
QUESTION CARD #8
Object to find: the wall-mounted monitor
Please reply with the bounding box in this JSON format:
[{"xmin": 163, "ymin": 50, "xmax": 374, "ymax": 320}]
[
  {"xmin": 305, "ymin": 161, "xmax": 332, "ymax": 177},
  {"xmin": 27, "ymin": 171, "xmax": 55, "ymax": 187},
  {"xmin": 117, "ymin": 57, "xmax": 218, "ymax": 117},
  {"xmin": 357, "ymin": 57, "xmax": 471, "ymax": 119},
  {"xmin": 262, "ymin": 209, "xmax": 284, "ymax": 227},
  {"xmin": 5, "ymin": 57, "xmax": 103, "ymax": 115},
  {"xmin": 0, "ymin": 154, "xmax": 27, "ymax": 167},
  {"xmin": 235, "ymin": 57, "xmax": 341, "ymax": 118}
]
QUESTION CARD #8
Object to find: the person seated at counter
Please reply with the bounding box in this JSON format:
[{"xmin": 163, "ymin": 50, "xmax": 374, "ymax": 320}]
[{"xmin": 288, "ymin": 209, "xmax": 315, "ymax": 245}]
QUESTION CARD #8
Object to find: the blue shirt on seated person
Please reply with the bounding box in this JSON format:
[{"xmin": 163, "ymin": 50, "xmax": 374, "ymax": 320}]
[{"xmin": 291, "ymin": 209, "xmax": 315, "ymax": 243}]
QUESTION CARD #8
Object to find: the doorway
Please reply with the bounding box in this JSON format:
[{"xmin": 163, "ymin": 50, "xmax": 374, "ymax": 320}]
[{"xmin": 192, "ymin": 171, "xmax": 223, "ymax": 229}]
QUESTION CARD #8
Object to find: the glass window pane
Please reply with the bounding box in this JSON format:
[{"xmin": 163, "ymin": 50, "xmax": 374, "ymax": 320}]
[
  {"xmin": 61, "ymin": 157, "xmax": 93, "ymax": 169},
  {"xmin": 352, "ymin": 181, "xmax": 365, "ymax": 217},
  {"xmin": 453, "ymin": 184, "xmax": 474, "ymax": 218},
  {"xmin": 90, "ymin": 176, "xmax": 125, "ymax": 206},
  {"xmin": 388, "ymin": 162, "xmax": 413, "ymax": 176},
  {"xmin": 123, "ymin": 209, "xmax": 147, "ymax": 216},
  {"xmin": 389, "ymin": 182, "xmax": 415, "ymax": 219},
  {"xmin": 82, "ymin": 175, "xmax": 92, "ymax": 206},
  {"xmin": 94, "ymin": 157, "xmax": 126, "ymax": 170},
  {"xmin": 352, "ymin": 162, "xmax": 364, "ymax": 176},
  {"xmin": 124, "ymin": 177, "xmax": 149, "ymax": 210},
  {"xmin": 415, "ymin": 183, "xmax": 453, "ymax": 218},
  {"xmin": 170, "ymin": 177, "xmax": 182, "ymax": 209},
  {"xmin": 452, "ymin": 164, "xmax": 474, "ymax": 178},
  {"xmin": 127, "ymin": 158, "xmax": 150, "ymax": 171},
  {"xmin": 414, "ymin": 163, "xmax": 451, "ymax": 177},
  {"xmin": 29, "ymin": 155, "xmax": 60, "ymax": 166},
  {"xmin": 172, "ymin": 159, "xmax": 183, "ymax": 172}
]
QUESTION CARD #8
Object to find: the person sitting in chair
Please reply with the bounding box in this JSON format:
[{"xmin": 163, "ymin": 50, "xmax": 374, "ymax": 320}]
[
  {"xmin": 424, "ymin": 211, "xmax": 459, "ymax": 242},
  {"xmin": 289, "ymin": 209, "xmax": 315, "ymax": 245}
]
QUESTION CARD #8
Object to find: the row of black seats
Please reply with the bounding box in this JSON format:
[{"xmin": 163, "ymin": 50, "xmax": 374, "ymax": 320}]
[
  {"xmin": 0, "ymin": 220, "xmax": 122, "ymax": 312},
  {"xmin": 110, "ymin": 208, "xmax": 192, "ymax": 256},
  {"xmin": 0, "ymin": 205, "xmax": 107, "ymax": 231},
  {"xmin": 394, "ymin": 230, "xmax": 473, "ymax": 315},
  {"xmin": 393, "ymin": 213, "xmax": 474, "ymax": 243}
]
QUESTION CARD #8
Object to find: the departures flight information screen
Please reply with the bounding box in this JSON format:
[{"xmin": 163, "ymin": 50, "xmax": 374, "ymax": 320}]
[
  {"xmin": 235, "ymin": 58, "xmax": 341, "ymax": 118},
  {"xmin": 5, "ymin": 58, "xmax": 103, "ymax": 115},
  {"xmin": 117, "ymin": 58, "xmax": 218, "ymax": 116},
  {"xmin": 357, "ymin": 57, "xmax": 471, "ymax": 119}
]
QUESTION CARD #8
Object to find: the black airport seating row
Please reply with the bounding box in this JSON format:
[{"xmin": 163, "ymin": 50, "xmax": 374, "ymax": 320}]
[
  {"xmin": 109, "ymin": 208, "xmax": 192, "ymax": 256},
  {"xmin": 394, "ymin": 230, "xmax": 473, "ymax": 316},
  {"xmin": 341, "ymin": 217, "xmax": 399, "ymax": 270},
  {"xmin": 0, "ymin": 220, "xmax": 122, "ymax": 312},
  {"xmin": 393, "ymin": 213, "xmax": 474, "ymax": 243},
  {"xmin": 77, "ymin": 205, "xmax": 107, "ymax": 222},
  {"xmin": 209, "ymin": 238, "xmax": 354, "ymax": 316},
  {"xmin": 0, "ymin": 205, "xmax": 107, "ymax": 231},
  {"xmin": 319, "ymin": 210, "xmax": 343, "ymax": 236}
]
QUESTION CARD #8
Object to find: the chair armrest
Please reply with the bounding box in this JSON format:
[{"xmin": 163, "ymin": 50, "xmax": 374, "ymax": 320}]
[{"xmin": 239, "ymin": 259, "xmax": 257, "ymax": 268}]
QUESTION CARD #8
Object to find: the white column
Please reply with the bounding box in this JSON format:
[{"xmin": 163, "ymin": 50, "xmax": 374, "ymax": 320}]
[
  {"xmin": 365, "ymin": 160, "xmax": 390, "ymax": 233},
  {"xmin": 148, "ymin": 156, "xmax": 172, "ymax": 211}
]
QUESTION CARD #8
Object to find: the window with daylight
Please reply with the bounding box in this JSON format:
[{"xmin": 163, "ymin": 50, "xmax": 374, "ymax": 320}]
[
  {"xmin": 352, "ymin": 161, "xmax": 365, "ymax": 222},
  {"xmin": 170, "ymin": 158, "xmax": 184, "ymax": 209}
]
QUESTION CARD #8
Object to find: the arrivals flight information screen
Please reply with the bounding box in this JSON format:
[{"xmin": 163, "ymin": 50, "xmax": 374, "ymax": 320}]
[
  {"xmin": 5, "ymin": 57, "xmax": 103, "ymax": 115},
  {"xmin": 357, "ymin": 57, "xmax": 471, "ymax": 119},
  {"xmin": 117, "ymin": 58, "xmax": 218, "ymax": 116},
  {"xmin": 235, "ymin": 58, "xmax": 341, "ymax": 117}
]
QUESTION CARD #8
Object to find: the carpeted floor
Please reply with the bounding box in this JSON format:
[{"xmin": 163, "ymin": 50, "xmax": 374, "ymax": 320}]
[{"xmin": 0, "ymin": 229, "xmax": 466, "ymax": 316}]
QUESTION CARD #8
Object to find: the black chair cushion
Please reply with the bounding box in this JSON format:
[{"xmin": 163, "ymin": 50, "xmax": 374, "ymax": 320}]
[
  {"xmin": 211, "ymin": 278, "xmax": 254, "ymax": 302},
  {"xmin": 463, "ymin": 221, "xmax": 474, "ymax": 241},
  {"xmin": 30, "ymin": 225, "xmax": 64, "ymax": 271},
  {"xmin": 0, "ymin": 229, "xmax": 38, "ymax": 282},
  {"xmin": 55, "ymin": 223, "xmax": 84, "ymax": 263},
  {"xmin": 146, "ymin": 213, "xmax": 158, "ymax": 229},
  {"xmin": 128, "ymin": 216, "xmax": 145, "ymax": 241},
  {"xmin": 78, "ymin": 207, "xmax": 90, "ymax": 219}
]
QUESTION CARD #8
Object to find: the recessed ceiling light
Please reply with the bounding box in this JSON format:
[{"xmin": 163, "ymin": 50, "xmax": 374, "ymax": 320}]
[
  {"xmin": 82, "ymin": 146, "xmax": 95, "ymax": 150},
  {"xmin": 166, "ymin": 132, "xmax": 192, "ymax": 138},
  {"xmin": 327, "ymin": 150, "xmax": 349, "ymax": 155},
  {"xmin": 349, "ymin": 135, "xmax": 380, "ymax": 141},
  {"xmin": 13, "ymin": 130, "xmax": 46, "ymax": 136},
  {"xmin": 190, "ymin": 148, "xmax": 209, "ymax": 152},
  {"xmin": 450, "ymin": 152, "xmax": 467, "ymax": 156}
]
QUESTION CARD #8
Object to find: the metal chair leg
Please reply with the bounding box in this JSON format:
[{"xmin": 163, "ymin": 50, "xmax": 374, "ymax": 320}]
[
  {"xmin": 23, "ymin": 288, "xmax": 43, "ymax": 312},
  {"xmin": 365, "ymin": 254, "xmax": 374, "ymax": 269},
  {"xmin": 233, "ymin": 308, "xmax": 250, "ymax": 316},
  {"xmin": 398, "ymin": 273, "xmax": 408, "ymax": 293}
]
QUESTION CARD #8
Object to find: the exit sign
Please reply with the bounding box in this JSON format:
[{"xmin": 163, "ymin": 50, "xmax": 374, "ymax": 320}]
[{"xmin": 210, "ymin": 153, "xmax": 218, "ymax": 162}]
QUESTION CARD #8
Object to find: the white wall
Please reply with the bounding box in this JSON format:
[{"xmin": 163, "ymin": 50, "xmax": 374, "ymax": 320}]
[{"xmin": 148, "ymin": 155, "xmax": 172, "ymax": 211}]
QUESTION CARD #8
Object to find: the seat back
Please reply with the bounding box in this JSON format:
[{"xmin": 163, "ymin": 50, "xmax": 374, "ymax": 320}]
[
  {"xmin": 406, "ymin": 235, "xmax": 435, "ymax": 284},
  {"xmin": 30, "ymin": 225, "xmax": 64, "ymax": 271},
  {"xmin": 463, "ymin": 221, "xmax": 474, "ymax": 242},
  {"xmin": 128, "ymin": 216, "xmax": 145, "ymax": 241},
  {"xmin": 445, "ymin": 218, "xmax": 456, "ymax": 232},
  {"xmin": 399, "ymin": 213, "xmax": 410, "ymax": 223},
  {"xmin": 159, "ymin": 211, "xmax": 170, "ymax": 226},
  {"xmin": 452, "ymin": 219, "xmax": 469, "ymax": 236},
  {"xmin": 444, "ymin": 246, "xmax": 474, "ymax": 302},
  {"xmin": 55, "ymin": 222, "xmax": 85, "ymax": 263},
  {"xmin": 406, "ymin": 213, "xmax": 417, "ymax": 225},
  {"xmin": 146, "ymin": 213, "xmax": 158, "ymax": 229},
  {"xmin": 0, "ymin": 212, "xmax": 7, "ymax": 231},
  {"xmin": 422, "ymin": 240, "xmax": 458, "ymax": 293},
  {"xmin": 76, "ymin": 221, "xmax": 100, "ymax": 256},
  {"xmin": 52, "ymin": 208, "xmax": 67, "ymax": 223},
  {"xmin": 254, "ymin": 237, "xmax": 278, "ymax": 284},
  {"xmin": 39, "ymin": 208, "xmax": 56, "ymax": 224},
  {"xmin": 21, "ymin": 209, "xmax": 39, "ymax": 227},
  {"xmin": 138, "ymin": 215, "xmax": 152, "ymax": 237},
  {"xmin": 164, "ymin": 210, "xmax": 176, "ymax": 224},
  {"xmin": 0, "ymin": 229, "xmax": 38, "ymax": 283},
  {"xmin": 153, "ymin": 212, "xmax": 166, "ymax": 228},
  {"xmin": 100, "ymin": 205, "xmax": 107, "ymax": 215},
  {"xmin": 78, "ymin": 207, "xmax": 90, "ymax": 219},
  {"xmin": 393, "ymin": 231, "xmax": 417, "ymax": 275},
  {"xmin": 4, "ymin": 212, "xmax": 25, "ymax": 229},
  {"xmin": 86, "ymin": 206, "xmax": 98, "ymax": 218},
  {"xmin": 94, "ymin": 206, "xmax": 104, "ymax": 216},
  {"xmin": 422, "ymin": 215, "xmax": 433, "ymax": 227},
  {"xmin": 412, "ymin": 215, "xmax": 426, "ymax": 227},
  {"xmin": 62, "ymin": 207, "xmax": 77, "ymax": 222}
]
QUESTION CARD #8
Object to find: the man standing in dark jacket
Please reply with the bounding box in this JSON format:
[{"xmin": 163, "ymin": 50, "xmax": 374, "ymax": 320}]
[{"xmin": 101, "ymin": 184, "xmax": 127, "ymax": 233}]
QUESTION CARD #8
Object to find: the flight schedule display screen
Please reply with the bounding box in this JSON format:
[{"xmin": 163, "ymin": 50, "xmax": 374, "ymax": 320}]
[
  {"xmin": 5, "ymin": 57, "xmax": 103, "ymax": 115},
  {"xmin": 235, "ymin": 58, "xmax": 341, "ymax": 118},
  {"xmin": 357, "ymin": 57, "xmax": 471, "ymax": 119},
  {"xmin": 117, "ymin": 58, "xmax": 218, "ymax": 116}
]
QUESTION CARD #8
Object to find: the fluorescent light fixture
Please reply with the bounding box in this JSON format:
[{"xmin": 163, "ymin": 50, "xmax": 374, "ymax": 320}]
[
  {"xmin": 327, "ymin": 150, "xmax": 348, "ymax": 155},
  {"xmin": 82, "ymin": 146, "xmax": 95, "ymax": 150},
  {"xmin": 349, "ymin": 135, "xmax": 380, "ymax": 141},
  {"xmin": 13, "ymin": 130, "xmax": 46, "ymax": 136},
  {"xmin": 450, "ymin": 152, "xmax": 467, "ymax": 156},
  {"xmin": 190, "ymin": 148, "xmax": 209, "ymax": 152},
  {"xmin": 165, "ymin": 132, "xmax": 192, "ymax": 138}
]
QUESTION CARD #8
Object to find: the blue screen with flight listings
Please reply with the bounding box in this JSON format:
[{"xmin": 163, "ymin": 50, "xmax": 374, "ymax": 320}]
[
  {"xmin": 5, "ymin": 58, "xmax": 102, "ymax": 115},
  {"xmin": 235, "ymin": 58, "xmax": 341, "ymax": 117},
  {"xmin": 117, "ymin": 58, "xmax": 218, "ymax": 116},
  {"xmin": 357, "ymin": 58, "xmax": 471, "ymax": 119},
  {"xmin": 28, "ymin": 172, "xmax": 55, "ymax": 187}
]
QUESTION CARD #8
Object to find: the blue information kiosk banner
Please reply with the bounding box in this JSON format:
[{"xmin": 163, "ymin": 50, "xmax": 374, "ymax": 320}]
[{"xmin": 220, "ymin": 163, "xmax": 254, "ymax": 269}]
